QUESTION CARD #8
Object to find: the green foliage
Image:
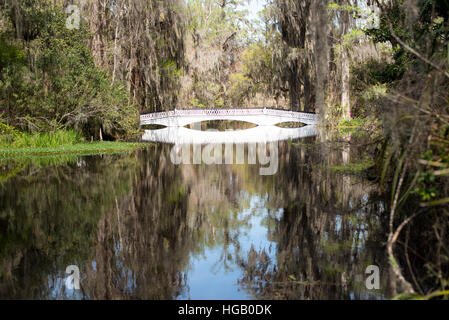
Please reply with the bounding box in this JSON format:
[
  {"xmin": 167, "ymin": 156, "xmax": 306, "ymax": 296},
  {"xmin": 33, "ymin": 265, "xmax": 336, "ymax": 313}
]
[
  {"xmin": 0, "ymin": 121, "xmax": 24, "ymax": 147},
  {"xmin": 187, "ymin": 0, "xmax": 248, "ymax": 43},
  {"xmin": 393, "ymin": 290, "xmax": 449, "ymax": 300},
  {"xmin": 241, "ymin": 43, "xmax": 273, "ymax": 79},
  {"xmin": 342, "ymin": 29, "xmax": 365, "ymax": 44},
  {"xmin": 413, "ymin": 140, "xmax": 449, "ymax": 205},
  {"xmin": 361, "ymin": 2, "xmax": 412, "ymax": 83},
  {"xmin": 412, "ymin": 171, "xmax": 439, "ymax": 201},
  {"xmin": 363, "ymin": 1, "xmax": 449, "ymax": 84},
  {"xmin": 228, "ymin": 42, "xmax": 275, "ymax": 106},
  {"xmin": 372, "ymin": 55, "xmax": 408, "ymax": 83},
  {"xmin": 357, "ymin": 0, "xmax": 449, "ymax": 296},
  {"xmin": 328, "ymin": 3, "xmax": 362, "ymax": 15},
  {"xmin": 161, "ymin": 59, "xmax": 184, "ymax": 79},
  {"xmin": 364, "ymin": 2, "xmax": 407, "ymax": 43},
  {"xmin": 339, "ymin": 117, "xmax": 369, "ymax": 128},
  {"xmin": 0, "ymin": 1, "xmax": 139, "ymax": 139},
  {"xmin": 0, "ymin": 35, "xmax": 26, "ymax": 73},
  {"xmin": 228, "ymin": 73, "xmax": 252, "ymax": 106},
  {"xmin": 189, "ymin": 98, "xmax": 207, "ymax": 109},
  {"xmin": 325, "ymin": 103, "xmax": 361, "ymax": 126}
]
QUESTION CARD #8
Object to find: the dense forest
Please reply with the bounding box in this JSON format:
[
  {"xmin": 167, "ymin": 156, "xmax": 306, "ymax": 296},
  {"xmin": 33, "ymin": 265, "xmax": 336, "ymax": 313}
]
[{"xmin": 0, "ymin": 0, "xmax": 448, "ymax": 298}]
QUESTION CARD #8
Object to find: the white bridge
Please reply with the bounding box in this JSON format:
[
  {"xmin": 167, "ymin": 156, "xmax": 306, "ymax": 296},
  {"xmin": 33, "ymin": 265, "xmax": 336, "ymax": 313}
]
[
  {"xmin": 140, "ymin": 108, "xmax": 318, "ymax": 127},
  {"xmin": 140, "ymin": 108, "xmax": 318, "ymax": 144}
]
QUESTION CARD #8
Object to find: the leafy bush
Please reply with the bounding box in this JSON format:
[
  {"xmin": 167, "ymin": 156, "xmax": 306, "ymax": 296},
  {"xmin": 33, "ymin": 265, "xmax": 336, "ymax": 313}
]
[{"xmin": 0, "ymin": 1, "xmax": 139, "ymax": 140}]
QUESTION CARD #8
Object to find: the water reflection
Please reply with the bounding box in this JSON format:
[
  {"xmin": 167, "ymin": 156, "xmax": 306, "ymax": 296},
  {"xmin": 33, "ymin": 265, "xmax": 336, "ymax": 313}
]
[
  {"xmin": 186, "ymin": 120, "xmax": 257, "ymax": 131},
  {"xmin": 0, "ymin": 131, "xmax": 394, "ymax": 299}
]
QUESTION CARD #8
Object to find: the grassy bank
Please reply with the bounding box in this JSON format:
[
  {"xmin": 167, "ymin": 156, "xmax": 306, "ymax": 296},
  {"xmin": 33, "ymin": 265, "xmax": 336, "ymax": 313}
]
[
  {"xmin": 0, "ymin": 141, "xmax": 147, "ymax": 157},
  {"xmin": 0, "ymin": 127, "xmax": 147, "ymax": 157},
  {"xmin": 329, "ymin": 159, "xmax": 375, "ymax": 174}
]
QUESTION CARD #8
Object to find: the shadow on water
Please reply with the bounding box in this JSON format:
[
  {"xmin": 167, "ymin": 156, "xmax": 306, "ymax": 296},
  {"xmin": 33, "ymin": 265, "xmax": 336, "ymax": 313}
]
[{"xmin": 0, "ymin": 128, "xmax": 399, "ymax": 299}]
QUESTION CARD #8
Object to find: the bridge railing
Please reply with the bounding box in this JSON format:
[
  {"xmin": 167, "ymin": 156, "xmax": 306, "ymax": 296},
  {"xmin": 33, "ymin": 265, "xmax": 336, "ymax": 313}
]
[{"xmin": 140, "ymin": 108, "xmax": 317, "ymax": 122}]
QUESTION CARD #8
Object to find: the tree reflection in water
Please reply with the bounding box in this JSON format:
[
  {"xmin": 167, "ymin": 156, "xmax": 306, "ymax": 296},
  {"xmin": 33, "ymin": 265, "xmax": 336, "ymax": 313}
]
[{"xmin": 0, "ymin": 131, "xmax": 396, "ymax": 299}]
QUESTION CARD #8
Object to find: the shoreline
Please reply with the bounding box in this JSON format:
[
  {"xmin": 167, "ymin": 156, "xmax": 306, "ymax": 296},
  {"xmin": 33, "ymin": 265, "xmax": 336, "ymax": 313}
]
[{"xmin": 0, "ymin": 141, "xmax": 150, "ymax": 158}]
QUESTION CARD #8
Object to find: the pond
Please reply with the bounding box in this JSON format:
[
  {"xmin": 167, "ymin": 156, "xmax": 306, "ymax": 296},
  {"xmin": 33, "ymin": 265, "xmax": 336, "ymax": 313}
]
[{"xmin": 0, "ymin": 124, "xmax": 395, "ymax": 299}]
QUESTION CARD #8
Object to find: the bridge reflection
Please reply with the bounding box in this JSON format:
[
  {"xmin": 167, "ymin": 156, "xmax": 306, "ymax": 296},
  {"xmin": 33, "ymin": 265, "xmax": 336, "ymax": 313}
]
[
  {"xmin": 142, "ymin": 125, "xmax": 318, "ymax": 144},
  {"xmin": 140, "ymin": 108, "xmax": 318, "ymax": 127}
]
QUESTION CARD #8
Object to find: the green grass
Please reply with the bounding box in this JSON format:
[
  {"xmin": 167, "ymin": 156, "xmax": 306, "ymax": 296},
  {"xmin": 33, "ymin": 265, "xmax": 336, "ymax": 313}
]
[
  {"xmin": 338, "ymin": 117, "xmax": 368, "ymax": 128},
  {"xmin": 0, "ymin": 129, "xmax": 149, "ymax": 157},
  {"xmin": 0, "ymin": 140, "xmax": 151, "ymax": 184},
  {"xmin": 18, "ymin": 130, "xmax": 83, "ymax": 148},
  {"xmin": 0, "ymin": 129, "xmax": 82, "ymax": 148},
  {"xmin": 0, "ymin": 141, "xmax": 148, "ymax": 157},
  {"xmin": 335, "ymin": 116, "xmax": 380, "ymax": 136},
  {"xmin": 329, "ymin": 159, "xmax": 375, "ymax": 173}
]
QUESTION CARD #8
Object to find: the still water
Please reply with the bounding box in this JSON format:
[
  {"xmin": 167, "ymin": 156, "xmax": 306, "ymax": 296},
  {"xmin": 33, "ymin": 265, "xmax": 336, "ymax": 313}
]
[{"xmin": 0, "ymin": 124, "xmax": 394, "ymax": 299}]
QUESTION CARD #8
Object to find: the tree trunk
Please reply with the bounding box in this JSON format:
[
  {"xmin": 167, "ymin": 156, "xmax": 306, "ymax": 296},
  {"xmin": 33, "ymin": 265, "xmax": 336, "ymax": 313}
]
[
  {"xmin": 313, "ymin": 0, "xmax": 329, "ymax": 117},
  {"xmin": 341, "ymin": 5, "xmax": 351, "ymax": 120}
]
